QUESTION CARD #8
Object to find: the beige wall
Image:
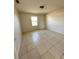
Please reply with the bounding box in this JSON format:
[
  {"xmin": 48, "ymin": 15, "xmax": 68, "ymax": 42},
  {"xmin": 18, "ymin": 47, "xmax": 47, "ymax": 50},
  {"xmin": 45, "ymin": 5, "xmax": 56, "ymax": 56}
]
[
  {"xmin": 19, "ymin": 13, "xmax": 46, "ymax": 33},
  {"xmin": 46, "ymin": 8, "xmax": 64, "ymax": 34},
  {"xmin": 14, "ymin": 7, "xmax": 22, "ymax": 59}
]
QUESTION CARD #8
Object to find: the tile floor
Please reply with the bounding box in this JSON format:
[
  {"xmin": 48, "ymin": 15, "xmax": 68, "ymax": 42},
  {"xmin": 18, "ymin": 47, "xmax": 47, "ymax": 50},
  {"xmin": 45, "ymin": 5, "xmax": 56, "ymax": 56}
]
[{"xmin": 19, "ymin": 30, "xmax": 64, "ymax": 59}]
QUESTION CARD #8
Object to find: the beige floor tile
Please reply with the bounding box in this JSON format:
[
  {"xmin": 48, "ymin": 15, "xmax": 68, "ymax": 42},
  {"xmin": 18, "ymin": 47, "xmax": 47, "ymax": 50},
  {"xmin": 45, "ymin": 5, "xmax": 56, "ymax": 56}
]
[
  {"xmin": 19, "ymin": 30, "xmax": 64, "ymax": 59},
  {"xmin": 22, "ymin": 39, "xmax": 37, "ymax": 52},
  {"xmin": 55, "ymin": 40, "xmax": 64, "ymax": 53},
  {"xmin": 26, "ymin": 42, "xmax": 36, "ymax": 52},
  {"xmin": 27, "ymin": 48, "xmax": 41, "ymax": 59},
  {"xmin": 49, "ymin": 46, "xmax": 63, "ymax": 59},
  {"xmin": 19, "ymin": 53, "xmax": 28, "ymax": 59},
  {"xmin": 61, "ymin": 55, "xmax": 64, "ymax": 59},
  {"xmin": 47, "ymin": 37, "xmax": 60, "ymax": 46},
  {"xmin": 41, "ymin": 51, "xmax": 55, "ymax": 59},
  {"xmin": 19, "ymin": 43, "xmax": 28, "ymax": 57},
  {"xmin": 36, "ymin": 39, "xmax": 52, "ymax": 55},
  {"xmin": 22, "ymin": 37, "xmax": 32, "ymax": 46}
]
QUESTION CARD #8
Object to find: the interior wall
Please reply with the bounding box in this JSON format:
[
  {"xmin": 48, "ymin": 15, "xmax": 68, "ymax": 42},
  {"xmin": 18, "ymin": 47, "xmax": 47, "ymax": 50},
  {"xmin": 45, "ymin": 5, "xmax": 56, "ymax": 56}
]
[
  {"xmin": 14, "ymin": 7, "xmax": 22, "ymax": 59},
  {"xmin": 19, "ymin": 13, "xmax": 46, "ymax": 33},
  {"xmin": 46, "ymin": 8, "xmax": 64, "ymax": 34}
]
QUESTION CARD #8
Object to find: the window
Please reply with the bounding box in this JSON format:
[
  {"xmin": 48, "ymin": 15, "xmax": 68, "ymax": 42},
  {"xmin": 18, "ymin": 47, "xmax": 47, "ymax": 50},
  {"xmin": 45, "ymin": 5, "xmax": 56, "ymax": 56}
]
[{"xmin": 31, "ymin": 16, "xmax": 38, "ymax": 26}]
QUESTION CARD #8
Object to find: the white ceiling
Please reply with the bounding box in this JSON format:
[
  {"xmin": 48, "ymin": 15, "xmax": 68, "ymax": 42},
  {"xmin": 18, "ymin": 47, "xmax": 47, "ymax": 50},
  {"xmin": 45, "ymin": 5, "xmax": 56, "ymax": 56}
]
[{"xmin": 15, "ymin": 0, "xmax": 64, "ymax": 14}]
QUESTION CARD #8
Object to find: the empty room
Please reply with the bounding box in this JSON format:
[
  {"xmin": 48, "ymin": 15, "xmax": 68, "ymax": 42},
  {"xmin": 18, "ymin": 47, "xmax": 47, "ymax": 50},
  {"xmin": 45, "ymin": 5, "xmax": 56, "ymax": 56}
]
[{"xmin": 14, "ymin": 0, "xmax": 64, "ymax": 59}]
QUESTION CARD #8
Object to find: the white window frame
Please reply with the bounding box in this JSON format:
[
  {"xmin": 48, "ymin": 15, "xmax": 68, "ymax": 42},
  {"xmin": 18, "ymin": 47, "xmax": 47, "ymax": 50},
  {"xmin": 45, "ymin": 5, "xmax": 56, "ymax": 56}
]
[{"xmin": 31, "ymin": 16, "xmax": 38, "ymax": 26}]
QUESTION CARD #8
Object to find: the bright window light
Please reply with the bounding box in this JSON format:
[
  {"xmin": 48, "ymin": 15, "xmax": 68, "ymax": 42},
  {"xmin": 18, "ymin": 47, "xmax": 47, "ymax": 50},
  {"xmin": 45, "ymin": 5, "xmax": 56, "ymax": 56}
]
[{"xmin": 31, "ymin": 16, "xmax": 38, "ymax": 26}]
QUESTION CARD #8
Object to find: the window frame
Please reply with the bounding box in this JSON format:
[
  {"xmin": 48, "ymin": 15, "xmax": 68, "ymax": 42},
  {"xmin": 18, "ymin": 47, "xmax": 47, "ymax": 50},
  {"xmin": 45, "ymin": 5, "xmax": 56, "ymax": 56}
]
[{"xmin": 31, "ymin": 16, "xmax": 38, "ymax": 26}]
